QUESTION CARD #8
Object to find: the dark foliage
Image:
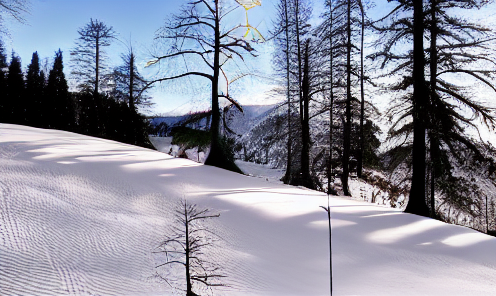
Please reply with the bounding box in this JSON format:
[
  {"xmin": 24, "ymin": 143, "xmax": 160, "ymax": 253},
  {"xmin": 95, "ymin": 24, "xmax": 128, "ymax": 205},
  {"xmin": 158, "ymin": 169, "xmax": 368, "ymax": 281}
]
[
  {"xmin": 45, "ymin": 49, "xmax": 74, "ymax": 130},
  {"xmin": 25, "ymin": 51, "xmax": 44, "ymax": 126},
  {"xmin": 171, "ymin": 126, "xmax": 211, "ymax": 152},
  {"xmin": 5, "ymin": 53, "xmax": 24, "ymax": 124}
]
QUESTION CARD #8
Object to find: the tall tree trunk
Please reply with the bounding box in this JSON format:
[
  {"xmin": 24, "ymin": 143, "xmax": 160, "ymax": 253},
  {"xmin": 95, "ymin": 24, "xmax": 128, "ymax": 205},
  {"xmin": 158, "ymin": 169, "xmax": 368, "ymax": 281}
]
[
  {"xmin": 328, "ymin": 0, "xmax": 335, "ymax": 194},
  {"xmin": 405, "ymin": 0, "xmax": 430, "ymax": 217},
  {"xmin": 342, "ymin": 0, "xmax": 352, "ymax": 196},
  {"xmin": 129, "ymin": 51, "xmax": 135, "ymax": 111},
  {"xmin": 204, "ymin": 0, "xmax": 241, "ymax": 173},
  {"xmin": 357, "ymin": 0, "xmax": 365, "ymax": 179},
  {"xmin": 95, "ymin": 37, "xmax": 100, "ymax": 97},
  {"xmin": 295, "ymin": 0, "xmax": 303, "ymax": 130},
  {"xmin": 208, "ymin": 0, "xmax": 221, "ymax": 162},
  {"xmin": 300, "ymin": 39, "xmax": 313, "ymax": 189},
  {"xmin": 283, "ymin": 0, "xmax": 292, "ymax": 184},
  {"xmin": 429, "ymin": 0, "xmax": 438, "ymax": 218}
]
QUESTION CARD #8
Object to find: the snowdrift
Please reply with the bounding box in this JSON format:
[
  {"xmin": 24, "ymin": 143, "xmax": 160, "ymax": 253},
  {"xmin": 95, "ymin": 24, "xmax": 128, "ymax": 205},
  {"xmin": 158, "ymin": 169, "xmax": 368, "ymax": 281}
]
[{"xmin": 1, "ymin": 123, "xmax": 495, "ymax": 295}]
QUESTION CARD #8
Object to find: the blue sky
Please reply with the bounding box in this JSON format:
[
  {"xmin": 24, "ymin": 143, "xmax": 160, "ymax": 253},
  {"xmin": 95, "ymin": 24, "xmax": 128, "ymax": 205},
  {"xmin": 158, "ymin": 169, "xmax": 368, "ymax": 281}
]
[{"xmin": 4, "ymin": 0, "xmax": 278, "ymax": 115}]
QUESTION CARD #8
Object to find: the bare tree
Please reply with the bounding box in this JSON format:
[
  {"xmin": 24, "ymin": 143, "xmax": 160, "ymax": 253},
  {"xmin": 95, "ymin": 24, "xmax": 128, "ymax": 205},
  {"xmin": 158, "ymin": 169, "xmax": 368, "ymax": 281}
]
[
  {"xmin": 0, "ymin": 0, "xmax": 29, "ymax": 31},
  {"xmin": 155, "ymin": 200, "xmax": 225, "ymax": 296},
  {"xmin": 112, "ymin": 47, "xmax": 152, "ymax": 112},
  {"xmin": 71, "ymin": 18, "xmax": 117, "ymax": 96},
  {"xmin": 147, "ymin": 0, "xmax": 258, "ymax": 173}
]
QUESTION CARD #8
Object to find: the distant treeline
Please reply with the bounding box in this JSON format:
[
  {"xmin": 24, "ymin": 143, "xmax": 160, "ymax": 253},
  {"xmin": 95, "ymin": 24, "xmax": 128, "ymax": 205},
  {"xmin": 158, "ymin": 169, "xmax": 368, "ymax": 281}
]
[{"xmin": 0, "ymin": 46, "xmax": 152, "ymax": 149}]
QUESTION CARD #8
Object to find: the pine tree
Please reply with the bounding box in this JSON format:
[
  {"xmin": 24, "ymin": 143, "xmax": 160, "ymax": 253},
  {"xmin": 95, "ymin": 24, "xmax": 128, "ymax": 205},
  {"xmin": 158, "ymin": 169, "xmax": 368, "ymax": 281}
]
[
  {"xmin": 372, "ymin": 0, "xmax": 496, "ymax": 217},
  {"xmin": 46, "ymin": 49, "xmax": 73, "ymax": 130},
  {"xmin": 425, "ymin": 0, "xmax": 496, "ymax": 217},
  {"xmin": 5, "ymin": 53, "xmax": 24, "ymax": 124},
  {"xmin": 0, "ymin": 39, "xmax": 8, "ymax": 122},
  {"xmin": 25, "ymin": 51, "xmax": 44, "ymax": 126}
]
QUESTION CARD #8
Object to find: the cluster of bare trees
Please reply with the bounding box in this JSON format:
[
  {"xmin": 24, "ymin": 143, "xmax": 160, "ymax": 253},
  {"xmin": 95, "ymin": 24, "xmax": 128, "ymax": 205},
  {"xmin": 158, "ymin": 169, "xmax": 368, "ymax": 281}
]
[{"xmin": 272, "ymin": 0, "xmax": 371, "ymax": 194}]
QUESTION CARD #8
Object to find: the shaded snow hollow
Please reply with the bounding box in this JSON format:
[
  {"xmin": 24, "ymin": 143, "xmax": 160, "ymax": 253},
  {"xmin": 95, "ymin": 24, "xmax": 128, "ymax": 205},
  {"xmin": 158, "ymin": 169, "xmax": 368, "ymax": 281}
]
[{"xmin": 1, "ymin": 123, "xmax": 496, "ymax": 295}]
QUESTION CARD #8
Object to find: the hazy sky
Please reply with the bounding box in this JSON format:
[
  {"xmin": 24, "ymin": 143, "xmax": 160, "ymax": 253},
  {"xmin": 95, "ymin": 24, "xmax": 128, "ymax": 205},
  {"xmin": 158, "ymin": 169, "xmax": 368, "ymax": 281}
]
[{"xmin": 4, "ymin": 0, "xmax": 278, "ymax": 115}]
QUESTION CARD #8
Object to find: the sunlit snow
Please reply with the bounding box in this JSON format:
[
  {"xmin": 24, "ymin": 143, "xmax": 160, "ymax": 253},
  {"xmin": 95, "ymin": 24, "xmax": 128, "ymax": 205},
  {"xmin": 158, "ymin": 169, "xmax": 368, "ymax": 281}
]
[{"xmin": 1, "ymin": 123, "xmax": 496, "ymax": 295}]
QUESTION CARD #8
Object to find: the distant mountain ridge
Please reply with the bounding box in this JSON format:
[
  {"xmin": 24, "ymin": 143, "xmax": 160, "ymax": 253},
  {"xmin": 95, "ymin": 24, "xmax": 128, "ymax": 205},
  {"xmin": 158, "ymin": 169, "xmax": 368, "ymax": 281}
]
[{"xmin": 149, "ymin": 103, "xmax": 279, "ymax": 136}]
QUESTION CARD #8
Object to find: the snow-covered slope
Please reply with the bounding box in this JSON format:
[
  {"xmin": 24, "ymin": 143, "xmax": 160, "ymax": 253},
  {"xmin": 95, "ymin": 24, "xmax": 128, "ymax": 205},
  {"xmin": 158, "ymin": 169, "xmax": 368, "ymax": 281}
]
[{"xmin": 1, "ymin": 123, "xmax": 496, "ymax": 296}]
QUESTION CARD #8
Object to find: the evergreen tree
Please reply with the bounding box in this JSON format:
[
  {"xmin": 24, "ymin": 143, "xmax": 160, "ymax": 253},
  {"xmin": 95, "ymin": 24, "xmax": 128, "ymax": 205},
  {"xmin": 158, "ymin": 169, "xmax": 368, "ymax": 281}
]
[
  {"xmin": 25, "ymin": 51, "xmax": 44, "ymax": 126},
  {"xmin": 0, "ymin": 39, "xmax": 8, "ymax": 122},
  {"xmin": 46, "ymin": 49, "xmax": 73, "ymax": 130},
  {"xmin": 425, "ymin": 0, "xmax": 496, "ymax": 217},
  {"xmin": 372, "ymin": 0, "xmax": 496, "ymax": 217},
  {"xmin": 5, "ymin": 53, "xmax": 24, "ymax": 124},
  {"xmin": 371, "ymin": 1, "xmax": 430, "ymax": 216}
]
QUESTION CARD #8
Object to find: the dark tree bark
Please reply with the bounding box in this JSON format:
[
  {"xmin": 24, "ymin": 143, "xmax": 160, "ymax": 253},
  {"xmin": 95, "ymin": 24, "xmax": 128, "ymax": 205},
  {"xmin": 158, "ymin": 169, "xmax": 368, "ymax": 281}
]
[
  {"xmin": 341, "ymin": 0, "xmax": 352, "ymax": 196},
  {"xmin": 282, "ymin": 0, "xmax": 293, "ymax": 184},
  {"xmin": 300, "ymin": 39, "xmax": 314, "ymax": 189},
  {"xmin": 405, "ymin": 0, "xmax": 430, "ymax": 217},
  {"xmin": 129, "ymin": 51, "xmax": 135, "ymax": 111},
  {"xmin": 357, "ymin": 0, "xmax": 365, "ymax": 179},
  {"xmin": 428, "ymin": 0, "xmax": 438, "ymax": 218}
]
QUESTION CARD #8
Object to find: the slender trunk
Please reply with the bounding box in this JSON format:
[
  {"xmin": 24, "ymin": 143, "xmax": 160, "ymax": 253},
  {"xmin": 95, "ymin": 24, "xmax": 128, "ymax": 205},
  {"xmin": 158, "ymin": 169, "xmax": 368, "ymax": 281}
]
[
  {"xmin": 292, "ymin": 0, "xmax": 304, "ymax": 186},
  {"xmin": 95, "ymin": 37, "xmax": 100, "ymax": 97},
  {"xmin": 328, "ymin": 0, "xmax": 335, "ymax": 194},
  {"xmin": 94, "ymin": 36, "xmax": 102, "ymax": 133},
  {"xmin": 129, "ymin": 51, "xmax": 135, "ymax": 111},
  {"xmin": 185, "ymin": 206, "xmax": 192, "ymax": 295},
  {"xmin": 204, "ymin": 0, "xmax": 239, "ymax": 172},
  {"xmin": 211, "ymin": 2, "xmax": 220, "ymax": 150},
  {"xmin": 342, "ymin": 0, "xmax": 352, "ymax": 196},
  {"xmin": 326, "ymin": 197, "xmax": 333, "ymax": 296},
  {"xmin": 405, "ymin": 0, "xmax": 429, "ymax": 217},
  {"xmin": 283, "ymin": 0, "xmax": 292, "ymax": 184},
  {"xmin": 429, "ymin": 0, "xmax": 438, "ymax": 219},
  {"xmin": 301, "ymin": 40, "xmax": 312, "ymax": 189},
  {"xmin": 486, "ymin": 195, "xmax": 489, "ymax": 233},
  {"xmin": 358, "ymin": 0, "xmax": 365, "ymax": 179},
  {"xmin": 295, "ymin": 0, "xmax": 303, "ymax": 126},
  {"xmin": 206, "ymin": 1, "xmax": 221, "ymax": 162}
]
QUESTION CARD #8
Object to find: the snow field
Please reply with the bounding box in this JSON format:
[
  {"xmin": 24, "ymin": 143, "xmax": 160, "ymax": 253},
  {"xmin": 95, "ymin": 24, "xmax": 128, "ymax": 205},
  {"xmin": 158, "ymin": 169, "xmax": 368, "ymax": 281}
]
[{"xmin": 1, "ymin": 123, "xmax": 496, "ymax": 295}]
